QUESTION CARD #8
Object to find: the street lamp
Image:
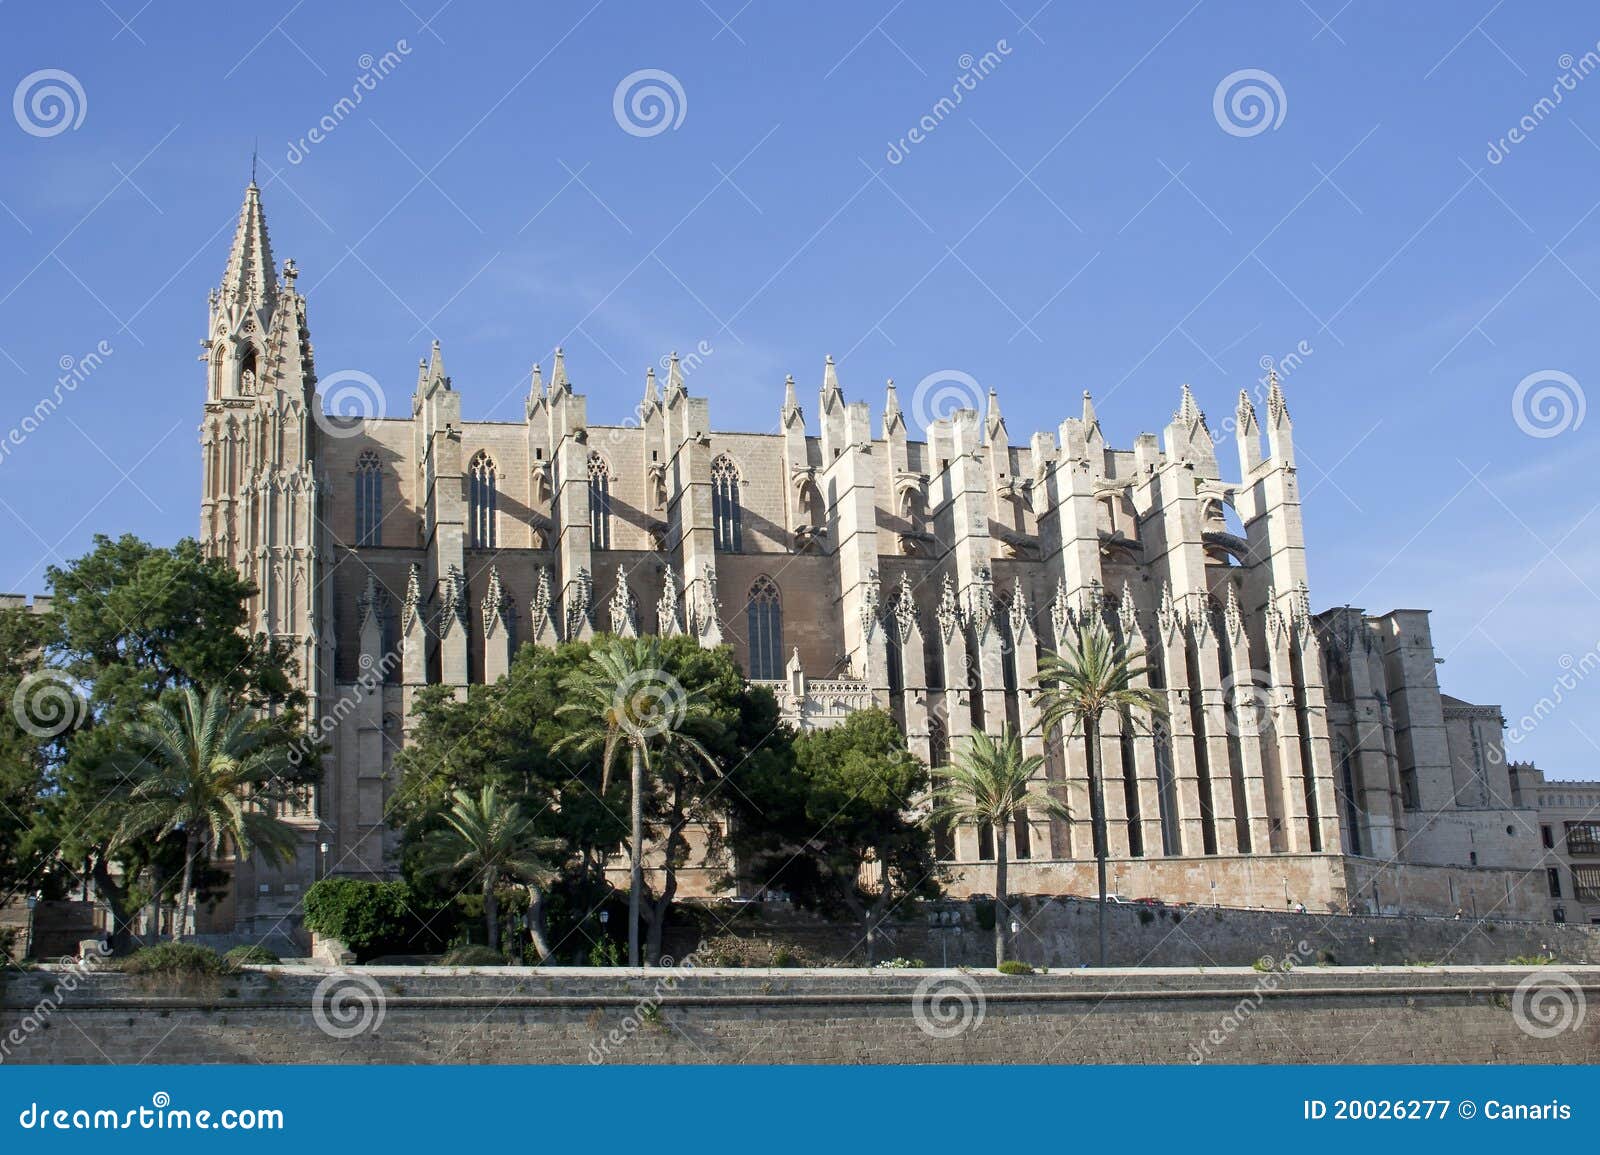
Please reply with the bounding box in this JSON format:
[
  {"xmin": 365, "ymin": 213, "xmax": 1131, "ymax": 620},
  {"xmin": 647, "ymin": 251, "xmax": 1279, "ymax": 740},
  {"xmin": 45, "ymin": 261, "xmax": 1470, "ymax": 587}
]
[
  {"xmin": 24, "ymin": 893, "xmax": 38, "ymax": 960},
  {"xmin": 317, "ymin": 842, "xmax": 330, "ymax": 881}
]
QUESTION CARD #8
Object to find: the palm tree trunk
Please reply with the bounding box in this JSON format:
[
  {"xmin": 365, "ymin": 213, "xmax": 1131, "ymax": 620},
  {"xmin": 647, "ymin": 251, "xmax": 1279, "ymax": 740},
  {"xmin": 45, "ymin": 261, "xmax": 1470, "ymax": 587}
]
[
  {"xmin": 174, "ymin": 829, "xmax": 200, "ymax": 942},
  {"xmin": 1086, "ymin": 714, "xmax": 1108, "ymax": 967},
  {"xmin": 525, "ymin": 885, "xmax": 552, "ymax": 963},
  {"xmin": 484, "ymin": 872, "xmax": 500, "ymax": 952},
  {"xmin": 994, "ymin": 825, "xmax": 1010, "ymax": 966},
  {"xmin": 629, "ymin": 742, "xmax": 644, "ymax": 967}
]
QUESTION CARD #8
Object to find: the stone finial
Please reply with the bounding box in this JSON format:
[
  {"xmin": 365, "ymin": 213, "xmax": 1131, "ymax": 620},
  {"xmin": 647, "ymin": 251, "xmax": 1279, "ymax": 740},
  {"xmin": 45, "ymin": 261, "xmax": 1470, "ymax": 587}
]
[
  {"xmin": 821, "ymin": 353, "xmax": 842, "ymax": 402},
  {"xmin": 481, "ymin": 565, "xmax": 509, "ymax": 637},
  {"xmin": 1051, "ymin": 577, "xmax": 1071, "ymax": 645},
  {"xmin": 357, "ymin": 572, "xmax": 383, "ymax": 631},
  {"xmin": 657, "ymin": 567, "xmax": 683, "ymax": 636},
  {"xmin": 665, "ymin": 351, "xmax": 685, "ymax": 400},
  {"xmin": 550, "ymin": 347, "xmax": 570, "ymax": 394},
  {"xmin": 1266, "ymin": 369, "xmax": 1291, "ymax": 428},
  {"xmin": 1175, "ymin": 383, "xmax": 1206, "ymax": 430},
  {"xmin": 402, "ymin": 564, "xmax": 423, "ymax": 633},
  {"xmin": 643, "ymin": 365, "xmax": 660, "ymax": 407},
  {"xmin": 1223, "ymin": 583, "xmax": 1246, "ymax": 644},
  {"xmin": 893, "ymin": 571, "xmax": 920, "ymax": 643},
  {"xmin": 609, "ymin": 565, "xmax": 638, "ymax": 637},
  {"xmin": 936, "ymin": 573, "xmax": 963, "ymax": 642},
  {"xmin": 439, "ymin": 564, "xmax": 468, "ymax": 637},
  {"xmin": 1236, "ymin": 388, "xmax": 1259, "ymax": 435},
  {"xmin": 1119, "ymin": 583, "xmax": 1143, "ymax": 644}
]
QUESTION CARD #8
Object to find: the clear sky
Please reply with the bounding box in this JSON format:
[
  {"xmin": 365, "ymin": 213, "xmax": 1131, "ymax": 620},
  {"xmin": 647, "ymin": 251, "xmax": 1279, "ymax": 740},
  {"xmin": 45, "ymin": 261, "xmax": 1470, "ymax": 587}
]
[{"xmin": 1, "ymin": 2, "xmax": 1597, "ymax": 775}]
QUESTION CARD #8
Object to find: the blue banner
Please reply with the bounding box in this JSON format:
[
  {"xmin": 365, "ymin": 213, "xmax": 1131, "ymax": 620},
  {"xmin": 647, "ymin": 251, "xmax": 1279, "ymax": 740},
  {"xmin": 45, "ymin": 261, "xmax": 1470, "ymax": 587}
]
[{"xmin": 2, "ymin": 1065, "xmax": 1594, "ymax": 1151}]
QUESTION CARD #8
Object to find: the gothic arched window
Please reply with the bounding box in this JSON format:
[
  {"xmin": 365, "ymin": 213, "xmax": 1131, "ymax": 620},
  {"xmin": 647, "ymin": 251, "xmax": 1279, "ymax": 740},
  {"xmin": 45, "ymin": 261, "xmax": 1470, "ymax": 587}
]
[
  {"xmin": 711, "ymin": 454, "xmax": 743, "ymax": 552},
  {"xmin": 469, "ymin": 452, "xmax": 497, "ymax": 549},
  {"xmin": 746, "ymin": 575, "xmax": 783, "ymax": 679},
  {"xmin": 355, "ymin": 450, "xmax": 383, "ymax": 546},
  {"xmin": 588, "ymin": 452, "xmax": 611, "ymax": 551}
]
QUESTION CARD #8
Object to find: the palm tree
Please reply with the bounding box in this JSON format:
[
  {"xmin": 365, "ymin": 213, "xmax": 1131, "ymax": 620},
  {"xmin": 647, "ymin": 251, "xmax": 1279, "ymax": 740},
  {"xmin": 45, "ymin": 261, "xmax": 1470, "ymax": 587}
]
[
  {"xmin": 927, "ymin": 728, "xmax": 1068, "ymax": 965},
  {"xmin": 1034, "ymin": 614, "xmax": 1165, "ymax": 966},
  {"xmin": 420, "ymin": 785, "xmax": 564, "ymax": 953},
  {"xmin": 110, "ymin": 687, "xmax": 301, "ymax": 941},
  {"xmin": 556, "ymin": 637, "xmax": 715, "ymax": 966}
]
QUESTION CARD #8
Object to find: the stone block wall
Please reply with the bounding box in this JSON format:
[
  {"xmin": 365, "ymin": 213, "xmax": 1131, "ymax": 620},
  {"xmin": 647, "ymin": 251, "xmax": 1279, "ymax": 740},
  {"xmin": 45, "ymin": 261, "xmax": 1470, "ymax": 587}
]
[{"xmin": 3, "ymin": 966, "xmax": 1596, "ymax": 1065}]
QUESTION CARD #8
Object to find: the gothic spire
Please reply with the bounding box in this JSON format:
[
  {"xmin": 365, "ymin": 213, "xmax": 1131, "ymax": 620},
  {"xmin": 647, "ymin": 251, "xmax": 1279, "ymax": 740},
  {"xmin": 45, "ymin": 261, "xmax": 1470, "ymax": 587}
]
[
  {"xmin": 219, "ymin": 181, "xmax": 277, "ymax": 316},
  {"xmin": 1175, "ymin": 383, "xmax": 1206, "ymax": 429},
  {"xmin": 1266, "ymin": 369, "xmax": 1291, "ymax": 428},
  {"xmin": 882, "ymin": 378, "xmax": 903, "ymax": 435},
  {"xmin": 782, "ymin": 373, "xmax": 803, "ymax": 428},
  {"xmin": 665, "ymin": 351, "xmax": 685, "ymax": 400},
  {"xmin": 550, "ymin": 347, "xmax": 570, "ymax": 395},
  {"xmin": 821, "ymin": 353, "xmax": 843, "ymax": 405},
  {"xmin": 985, "ymin": 388, "xmax": 1006, "ymax": 441},
  {"xmin": 1236, "ymin": 388, "xmax": 1259, "ymax": 436},
  {"xmin": 643, "ymin": 365, "xmax": 660, "ymax": 409}
]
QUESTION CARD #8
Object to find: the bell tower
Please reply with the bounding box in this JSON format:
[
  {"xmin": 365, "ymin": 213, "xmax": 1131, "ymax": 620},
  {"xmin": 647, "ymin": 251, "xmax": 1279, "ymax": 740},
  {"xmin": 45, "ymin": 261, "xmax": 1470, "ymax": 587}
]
[{"xmin": 198, "ymin": 181, "xmax": 332, "ymax": 924}]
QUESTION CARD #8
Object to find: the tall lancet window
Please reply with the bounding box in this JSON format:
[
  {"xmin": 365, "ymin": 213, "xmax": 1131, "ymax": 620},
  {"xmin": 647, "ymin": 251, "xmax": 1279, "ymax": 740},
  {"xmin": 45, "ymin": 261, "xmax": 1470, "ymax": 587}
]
[
  {"xmin": 355, "ymin": 450, "xmax": 383, "ymax": 546},
  {"xmin": 469, "ymin": 452, "xmax": 498, "ymax": 549},
  {"xmin": 746, "ymin": 575, "xmax": 783, "ymax": 679},
  {"xmin": 588, "ymin": 452, "xmax": 612, "ymax": 550},
  {"xmin": 711, "ymin": 454, "xmax": 743, "ymax": 552}
]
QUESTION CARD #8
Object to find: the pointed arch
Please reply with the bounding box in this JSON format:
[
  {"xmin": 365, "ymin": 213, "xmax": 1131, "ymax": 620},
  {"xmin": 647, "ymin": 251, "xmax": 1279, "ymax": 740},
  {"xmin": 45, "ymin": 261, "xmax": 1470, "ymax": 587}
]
[
  {"xmin": 711, "ymin": 453, "xmax": 743, "ymax": 552},
  {"xmin": 469, "ymin": 451, "xmax": 498, "ymax": 549},
  {"xmin": 746, "ymin": 575, "xmax": 783, "ymax": 679},
  {"xmin": 588, "ymin": 450, "xmax": 611, "ymax": 550},
  {"xmin": 355, "ymin": 449, "xmax": 383, "ymax": 546}
]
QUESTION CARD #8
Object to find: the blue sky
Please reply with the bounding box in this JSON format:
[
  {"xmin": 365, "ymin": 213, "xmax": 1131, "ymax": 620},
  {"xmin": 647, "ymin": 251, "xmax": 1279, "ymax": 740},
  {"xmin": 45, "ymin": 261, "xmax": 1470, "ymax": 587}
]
[{"xmin": 1, "ymin": 2, "xmax": 1597, "ymax": 774}]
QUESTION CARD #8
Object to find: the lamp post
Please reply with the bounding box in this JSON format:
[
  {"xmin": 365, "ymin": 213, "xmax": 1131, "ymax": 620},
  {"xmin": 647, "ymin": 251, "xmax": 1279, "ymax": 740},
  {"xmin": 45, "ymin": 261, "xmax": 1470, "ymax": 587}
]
[
  {"xmin": 24, "ymin": 894, "xmax": 39, "ymax": 961},
  {"xmin": 317, "ymin": 842, "xmax": 330, "ymax": 882}
]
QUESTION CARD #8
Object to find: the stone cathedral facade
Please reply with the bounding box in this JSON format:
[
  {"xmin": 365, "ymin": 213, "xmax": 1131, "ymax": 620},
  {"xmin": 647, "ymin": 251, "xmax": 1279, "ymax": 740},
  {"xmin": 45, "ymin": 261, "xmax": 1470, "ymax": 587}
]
[{"xmin": 196, "ymin": 182, "xmax": 1574, "ymax": 939}]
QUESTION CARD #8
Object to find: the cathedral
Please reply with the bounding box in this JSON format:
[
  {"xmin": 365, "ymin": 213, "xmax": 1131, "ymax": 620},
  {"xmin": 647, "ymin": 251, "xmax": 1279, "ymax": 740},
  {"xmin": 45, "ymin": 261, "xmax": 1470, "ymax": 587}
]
[{"xmin": 195, "ymin": 181, "xmax": 1595, "ymax": 939}]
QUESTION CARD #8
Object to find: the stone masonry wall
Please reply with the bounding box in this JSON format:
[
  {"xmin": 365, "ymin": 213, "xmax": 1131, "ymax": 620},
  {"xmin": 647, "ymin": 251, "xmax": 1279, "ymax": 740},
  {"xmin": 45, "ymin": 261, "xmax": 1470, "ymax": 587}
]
[
  {"xmin": 3, "ymin": 966, "xmax": 1596, "ymax": 1065},
  {"xmin": 665, "ymin": 897, "xmax": 1600, "ymax": 969}
]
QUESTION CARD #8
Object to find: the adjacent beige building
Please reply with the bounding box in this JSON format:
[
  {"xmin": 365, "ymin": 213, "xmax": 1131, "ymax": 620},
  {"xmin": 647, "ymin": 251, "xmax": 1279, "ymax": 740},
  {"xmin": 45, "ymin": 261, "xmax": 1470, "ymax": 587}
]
[{"xmin": 184, "ymin": 182, "xmax": 1590, "ymax": 936}]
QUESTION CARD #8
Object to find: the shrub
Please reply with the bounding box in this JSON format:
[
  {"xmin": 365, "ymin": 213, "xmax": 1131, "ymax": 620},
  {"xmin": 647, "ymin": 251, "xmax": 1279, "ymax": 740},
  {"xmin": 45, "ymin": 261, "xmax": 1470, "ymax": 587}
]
[
  {"xmin": 302, "ymin": 879, "xmax": 432, "ymax": 960},
  {"xmin": 697, "ymin": 935, "xmax": 826, "ymax": 968},
  {"xmin": 997, "ymin": 960, "xmax": 1034, "ymax": 975},
  {"xmin": 1509, "ymin": 954, "xmax": 1556, "ymax": 966},
  {"xmin": 874, "ymin": 957, "xmax": 926, "ymax": 969},
  {"xmin": 0, "ymin": 927, "xmax": 16, "ymax": 960},
  {"xmin": 441, "ymin": 944, "xmax": 508, "ymax": 967},
  {"xmin": 974, "ymin": 900, "xmax": 996, "ymax": 931},
  {"xmin": 223, "ymin": 945, "xmax": 280, "ymax": 966},
  {"xmin": 587, "ymin": 938, "xmax": 623, "ymax": 967},
  {"xmin": 121, "ymin": 943, "xmax": 231, "ymax": 977}
]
